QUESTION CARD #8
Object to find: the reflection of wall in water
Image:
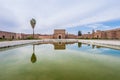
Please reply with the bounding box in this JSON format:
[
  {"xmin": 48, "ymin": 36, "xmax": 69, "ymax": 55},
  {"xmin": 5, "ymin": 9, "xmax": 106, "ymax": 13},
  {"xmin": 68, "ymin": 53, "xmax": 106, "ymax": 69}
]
[
  {"xmin": 92, "ymin": 45, "xmax": 95, "ymax": 49},
  {"xmin": 53, "ymin": 42, "xmax": 66, "ymax": 50},
  {"xmin": 80, "ymin": 43, "xmax": 102, "ymax": 49},
  {"xmin": 92, "ymin": 45, "xmax": 101, "ymax": 49},
  {"xmin": 96, "ymin": 45, "xmax": 101, "ymax": 48}
]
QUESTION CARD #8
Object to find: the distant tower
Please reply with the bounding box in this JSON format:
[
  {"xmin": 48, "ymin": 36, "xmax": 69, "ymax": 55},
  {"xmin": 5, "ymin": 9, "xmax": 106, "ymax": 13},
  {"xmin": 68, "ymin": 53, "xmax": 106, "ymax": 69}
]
[{"xmin": 92, "ymin": 29, "xmax": 95, "ymax": 38}]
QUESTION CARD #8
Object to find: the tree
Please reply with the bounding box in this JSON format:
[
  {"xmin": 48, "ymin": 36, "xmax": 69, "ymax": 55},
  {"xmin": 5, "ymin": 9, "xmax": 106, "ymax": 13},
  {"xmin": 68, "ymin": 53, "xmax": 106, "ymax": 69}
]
[
  {"xmin": 78, "ymin": 31, "xmax": 82, "ymax": 36},
  {"xmin": 78, "ymin": 42, "xmax": 82, "ymax": 48},
  {"xmin": 88, "ymin": 32, "xmax": 90, "ymax": 34},
  {"xmin": 30, "ymin": 18, "xmax": 36, "ymax": 39}
]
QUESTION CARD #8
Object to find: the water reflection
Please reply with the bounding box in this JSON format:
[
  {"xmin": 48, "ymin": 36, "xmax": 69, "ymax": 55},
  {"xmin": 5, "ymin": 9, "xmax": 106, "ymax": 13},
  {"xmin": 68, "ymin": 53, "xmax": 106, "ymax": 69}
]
[
  {"xmin": 88, "ymin": 44, "xmax": 90, "ymax": 46},
  {"xmin": 53, "ymin": 42, "xmax": 76, "ymax": 50},
  {"xmin": 32, "ymin": 41, "xmax": 116, "ymax": 53},
  {"xmin": 31, "ymin": 45, "xmax": 37, "ymax": 63},
  {"xmin": 1, "ymin": 41, "xmax": 120, "ymax": 80},
  {"xmin": 33, "ymin": 41, "xmax": 103, "ymax": 51},
  {"xmin": 96, "ymin": 45, "xmax": 101, "ymax": 48},
  {"xmin": 91, "ymin": 45, "xmax": 102, "ymax": 49},
  {"xmin": 78, "ymin": 43, "xmax": 102, "ymax": 49},
  {"xmin": 92, "ymin": 45, "xmax": 95, "ymax": 49},
  {"xmin": 78, "ymin": 42, "xmax": 82, "ymax": 48},
  {"xmin": 34, "ymin": 41, "xmax": 77, "ymax": 50},
  {"xmin": 53, "ymin": 42, "xmax": 66, "ymax": 50}
]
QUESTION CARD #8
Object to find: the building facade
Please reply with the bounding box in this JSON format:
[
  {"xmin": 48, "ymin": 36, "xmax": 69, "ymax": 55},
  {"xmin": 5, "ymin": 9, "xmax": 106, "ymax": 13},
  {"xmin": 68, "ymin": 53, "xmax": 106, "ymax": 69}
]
[
  {"xmin": 39, "ymin": 34, "xmax": 53, "ymax": 39},
  {"xmin": 79, "ymin": 28, "xmax": 120, "ymax": 39},
  {"xmin": 0, "ymin": 31, "xmax": 16, "ymax": 40},
  {"xmin": 38, "ymin": 29, "xmax": 77, "ymax": 39},
  {"xmin": 53, "ymin": 29, "xmax": 78, "ymax": 39},
  {"xmin": 0, "ymin": 29, "xmax": 77, "ymax": 40},
  {"xmin": 53, "ymin": 29, "xmax": 66, "ymax": 39}
]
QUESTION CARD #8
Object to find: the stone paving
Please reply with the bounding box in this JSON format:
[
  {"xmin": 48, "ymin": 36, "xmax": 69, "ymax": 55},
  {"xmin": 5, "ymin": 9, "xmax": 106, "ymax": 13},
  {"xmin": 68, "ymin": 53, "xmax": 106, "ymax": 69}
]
[{"xmin": 0, "ymin": 40, "xmax": 40, "ymax": 48}]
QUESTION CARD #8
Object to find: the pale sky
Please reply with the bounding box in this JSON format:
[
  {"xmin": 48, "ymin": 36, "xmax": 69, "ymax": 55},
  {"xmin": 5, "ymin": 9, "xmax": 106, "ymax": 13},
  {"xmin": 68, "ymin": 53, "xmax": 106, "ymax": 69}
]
[{"xmin": 0, "ymin": 0, "xmax": 120, "ymax": 34}]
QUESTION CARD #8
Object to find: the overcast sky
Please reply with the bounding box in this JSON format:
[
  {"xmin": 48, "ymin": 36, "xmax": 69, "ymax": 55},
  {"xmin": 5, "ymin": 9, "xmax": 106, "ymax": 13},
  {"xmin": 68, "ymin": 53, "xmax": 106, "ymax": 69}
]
[{"xmin": 0, "ymin": 0, "xmax": 120, "ymax": 34}]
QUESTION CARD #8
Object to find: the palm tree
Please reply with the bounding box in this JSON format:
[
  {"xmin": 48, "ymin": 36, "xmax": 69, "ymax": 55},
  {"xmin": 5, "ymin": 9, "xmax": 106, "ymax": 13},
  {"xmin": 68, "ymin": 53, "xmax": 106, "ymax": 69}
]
[
  {"xmin": 78, "ymin": 31, "xmax": 82, "ymax": 36},
  {"xmin": 30, "ymin": 18, "xmax": 36, "ymax": 39}
]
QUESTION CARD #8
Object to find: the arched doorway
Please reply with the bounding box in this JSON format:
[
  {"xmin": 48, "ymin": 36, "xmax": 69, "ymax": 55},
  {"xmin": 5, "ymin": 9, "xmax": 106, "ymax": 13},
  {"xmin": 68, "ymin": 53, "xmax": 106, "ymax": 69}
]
[
  {"xmin": 2, "ymin": 35, "xmax": 5, "ymax": 39},
  {"xmin": 58, "ymin": 35, "xmax": 62, "ymax": 39},
  {"xmin": 12, "ymin": 36, "xmax": 14, "ymax": 39},
  {"xmin": 59, "ymin": 35, "xmax": 61, "ymax": 39}
]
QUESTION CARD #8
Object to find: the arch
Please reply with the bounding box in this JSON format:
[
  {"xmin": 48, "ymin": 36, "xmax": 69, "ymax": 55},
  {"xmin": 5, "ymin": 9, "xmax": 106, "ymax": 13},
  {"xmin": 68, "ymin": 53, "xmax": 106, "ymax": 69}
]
[
  {"xmin": 58, "ymin": 42, "xmax": 62, "ymax": 45},
  {"xmin": 59, "ymin": 35, "xmax": 61, "ymax": 39},
  {"xmin": 58, "ymin": 34, "xmax": 62, "ymax": 39},
  {"xmin": 12, "ymin": 36, "xmax": 14, "ymax": 39},
  {"xmin": 2, "ymin": 35, "xmax": 5, "ymax": 39}
]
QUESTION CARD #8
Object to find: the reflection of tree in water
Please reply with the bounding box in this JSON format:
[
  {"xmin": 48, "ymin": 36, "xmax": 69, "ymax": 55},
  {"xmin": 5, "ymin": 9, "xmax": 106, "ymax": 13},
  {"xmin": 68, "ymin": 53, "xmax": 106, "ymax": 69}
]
[
  {"xmin": 88, "ymin": 44, "xmax": 90, "ymax": 46},
  {"xmin": 92, "ymin": 45, "xmax": 95, "ymax": 49},
  {"xmin": 31, "ymin": 45, "xmax": 37, "ymax": 63},
  {"xmin": 31, "ymin": 53, "xmax": 37, "ymax": 63},
  {"xmin": 78, "ymin": 42, "xmax": 82, "ymax": 48}
]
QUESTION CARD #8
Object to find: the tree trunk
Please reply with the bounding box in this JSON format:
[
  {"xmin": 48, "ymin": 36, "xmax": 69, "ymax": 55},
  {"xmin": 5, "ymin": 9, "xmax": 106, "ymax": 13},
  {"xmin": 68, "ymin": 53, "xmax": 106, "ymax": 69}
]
[{"xmin": 33, "ymin": 29, "xmax": 34, "ymax": 39}]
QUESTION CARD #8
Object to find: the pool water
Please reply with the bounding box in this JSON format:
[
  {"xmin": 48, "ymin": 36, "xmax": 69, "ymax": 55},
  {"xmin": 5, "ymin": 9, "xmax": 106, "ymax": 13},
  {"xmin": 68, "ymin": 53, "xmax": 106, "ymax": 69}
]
[{"xmin": 0, "ymin": 42, "xmax": 120, "ymax": 80}]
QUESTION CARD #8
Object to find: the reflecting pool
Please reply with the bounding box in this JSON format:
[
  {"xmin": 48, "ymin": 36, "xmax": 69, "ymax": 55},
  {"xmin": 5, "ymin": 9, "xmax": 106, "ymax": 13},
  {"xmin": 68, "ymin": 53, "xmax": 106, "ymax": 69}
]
[{"xmin": 0, "ymin": 42, "xmax": 120, "ymax": 80}]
